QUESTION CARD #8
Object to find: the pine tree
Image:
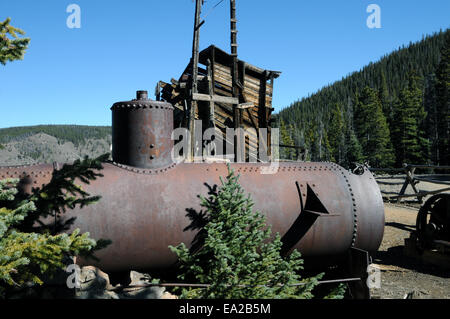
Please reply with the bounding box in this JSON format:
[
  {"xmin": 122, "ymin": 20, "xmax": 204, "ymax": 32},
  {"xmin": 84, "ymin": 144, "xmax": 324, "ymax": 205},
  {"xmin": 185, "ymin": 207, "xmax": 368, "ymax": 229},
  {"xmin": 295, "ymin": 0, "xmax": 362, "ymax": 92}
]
[
  {"xmin": 319, "ymin": 123, "xmax": 332, "ymax": 162},
  {"xmin": 391, "ymin": 72, "xmax": 429, "ymax": 165},
  {"xmin": 305, "ymin": 122, "xmax": 318, "ymax": 161},
  {"xmin": 328, "ymin": 103, "xmax": 345, "ymax": 163},
  {"xmin": 379, "ymin": 70, "xmax": 392, "ymax": 125},
  {"xmin": 169, "ymin": 166, "xmax": 344, "ymax": 299},
  {"xmin": 342, "ymin": 121, "xmax": 364, "ymax": 168},
  {"xmin": 424, "ymin": 74, "xmax": 440, "ymax": 164},
  {"xmin": 435, "ymin": 31, "xmax": 450, "ymax": 165},
  {"xmin": 280, "ymin": 119, "xmax": 295, "ymax": 160},
  {"xmin": 354, "ymin": 86, "xmax": 395, "ymax": 167},
  {"xmin": 0, "ymin": 154, "xmax": 111, "ymax": 298},
  {"xmin": 0, "ymin": 18, "xmax": 30, "ymax": 65},
  {"xmin": 412, "ymin": 75, "xmax": 430, "ymax": 164},
  {"xmin": 277, "ymin": 29, "xmax": 449, "ymax": 167},
  {"xmin": 340, "ymin": 96, "xmax": 364, "ymax": 168}
]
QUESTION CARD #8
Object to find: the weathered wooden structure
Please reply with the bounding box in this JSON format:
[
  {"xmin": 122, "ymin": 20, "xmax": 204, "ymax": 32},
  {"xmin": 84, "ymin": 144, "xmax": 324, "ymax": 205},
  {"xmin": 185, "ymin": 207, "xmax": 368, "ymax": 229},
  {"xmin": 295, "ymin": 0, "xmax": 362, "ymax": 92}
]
[
  {"xmin": 157, "ymin": 46, "xmax": 280, "ymax": 161},
  {"xmin": 156, "ymin": 0, "xmax": 280, "ymax": 162}
]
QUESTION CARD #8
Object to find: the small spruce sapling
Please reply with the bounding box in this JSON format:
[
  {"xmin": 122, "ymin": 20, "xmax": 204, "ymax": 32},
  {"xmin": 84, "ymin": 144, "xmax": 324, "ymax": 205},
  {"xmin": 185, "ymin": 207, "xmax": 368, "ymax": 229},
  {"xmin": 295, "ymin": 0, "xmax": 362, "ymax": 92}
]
[{"xmin": 170, "ymin": 165, "xmax": 345, "ymax": 299}]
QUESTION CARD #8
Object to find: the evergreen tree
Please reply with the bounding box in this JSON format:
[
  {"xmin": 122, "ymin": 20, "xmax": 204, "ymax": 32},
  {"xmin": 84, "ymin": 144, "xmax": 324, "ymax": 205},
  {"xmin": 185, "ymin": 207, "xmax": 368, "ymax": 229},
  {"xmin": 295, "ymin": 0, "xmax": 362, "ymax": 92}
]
[
  {"xmin": 280, "ymin": 119, "xmax": 295, "ymax": 160},
  {"xmin": 343, "ymin": 127, "xmax": 364, "ymax": 167},
  {"xmin": 424, "ymin": 74, "xmax": 440, "ymax": 164},
  {"xmin": 328, "ymin": 103, "xmax": 345, "ymax": 163},
  {"xmin": 169, "ymin": 166, "xmax": 344, "ymax": 299},
  {"xmin": 354, "ymin": 86, "xmax": 394, "ymax": 167},
  {"xmin": 391, "ymin": 72, "xmax": 430, "ymax": 165},
  {"xmin": 341, "ymin": 96, "xmax": 364, "ymax": 167},
  {"xmin": 0, "ymin": 18, "xmax": 30, "ymax": 65},
  {"xmin": 379, "ymin": 70, "xmax": 392, "ymax": 125},
  {"xmin": 0, "ymin": 154, "xmax": 110, "ymax": 298},
  {"xmin": 305, "ymin": 122, "xmax": 318, "ymax": 161},
  {"xmin": 413, "ymin": 76, "xmax": 431, "ymax": 165},
  {"xmin": 276, "ymin": 29, "xmax": 449, "ymax": 167},
  {"xmin": 435, "ymin": 31, "xmax": 450, "ymax": 165}
]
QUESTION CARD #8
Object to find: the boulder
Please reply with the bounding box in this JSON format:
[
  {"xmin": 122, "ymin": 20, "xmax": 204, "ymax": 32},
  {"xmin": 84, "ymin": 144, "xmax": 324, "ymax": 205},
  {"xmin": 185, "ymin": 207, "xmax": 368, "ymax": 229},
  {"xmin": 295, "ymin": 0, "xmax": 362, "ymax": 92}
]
[
  {"xmin": 161, "ymin": 291, "xmax": 178, "ymax": 299},
  {"xmin": 74, "ymin": 266, "xmax": 117, "ymax": 299},
  {"xmin": 118, "ymin": 270, "xmax": 165, "ymax": 299}
]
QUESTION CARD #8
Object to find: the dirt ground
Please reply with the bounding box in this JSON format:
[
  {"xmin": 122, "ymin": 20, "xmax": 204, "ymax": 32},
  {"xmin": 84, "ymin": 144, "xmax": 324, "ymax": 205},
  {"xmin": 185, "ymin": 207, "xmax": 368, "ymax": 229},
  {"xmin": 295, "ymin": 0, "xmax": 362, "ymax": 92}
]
[{"xmin": 369, "ymin": 203, "xmax": 450, "ymax": 299}]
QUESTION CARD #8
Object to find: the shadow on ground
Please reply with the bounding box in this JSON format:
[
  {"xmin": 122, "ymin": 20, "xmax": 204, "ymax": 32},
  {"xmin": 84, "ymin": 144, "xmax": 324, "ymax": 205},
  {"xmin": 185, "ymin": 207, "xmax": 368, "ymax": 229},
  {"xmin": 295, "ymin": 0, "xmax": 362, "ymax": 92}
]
[{"xmin": 374, "ymin": 219, "xmax": 449, "ymax": 278}]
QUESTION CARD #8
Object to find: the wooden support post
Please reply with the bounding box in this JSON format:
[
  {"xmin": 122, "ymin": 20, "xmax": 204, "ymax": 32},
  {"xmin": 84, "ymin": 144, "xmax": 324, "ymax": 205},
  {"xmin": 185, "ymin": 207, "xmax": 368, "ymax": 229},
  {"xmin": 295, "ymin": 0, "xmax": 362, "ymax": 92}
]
[
  {"xmin": 155, "ymin": 81, "xmax": 161, "ymax": 101},
  {"xmin": 258, "ymin": 71, "xmax": 268, "ymax": 157},
  {"xmin": 206, "ymin": 59, "xmax": 215, "ymax": 128},
  {"xmin": 230, "ymin": 0, "xmax": 241, "ymax": 162},
  {"xmin": 188, "ymin": 0, "xmax": 203, "ymax": 161},
  {"xmin": 398, "ymin": 165, "xmax": 423, "ymax": 203}
]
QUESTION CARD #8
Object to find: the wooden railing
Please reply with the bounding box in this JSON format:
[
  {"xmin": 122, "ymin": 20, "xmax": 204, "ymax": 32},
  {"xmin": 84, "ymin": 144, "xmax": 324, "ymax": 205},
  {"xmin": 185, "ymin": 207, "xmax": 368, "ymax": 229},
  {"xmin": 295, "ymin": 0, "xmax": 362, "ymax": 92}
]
[{"xmin": 369, "ymin": 164, "xmax": 450, "ymax": 203}]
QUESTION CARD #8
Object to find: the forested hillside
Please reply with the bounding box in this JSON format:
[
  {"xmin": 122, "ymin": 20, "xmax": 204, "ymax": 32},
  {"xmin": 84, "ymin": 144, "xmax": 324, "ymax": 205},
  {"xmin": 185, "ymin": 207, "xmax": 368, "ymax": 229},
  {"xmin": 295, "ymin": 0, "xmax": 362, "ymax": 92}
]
[
  {"xmin": 276, "ymin": 29, "xmax": 450, "ymax": 169},
  {"xmin": 0, "ymin": 125, "xmax": 111, "ymax": 165},
  {"xmin": 0, "ymin": 125, "xmax": 111, "ymax": 147}
]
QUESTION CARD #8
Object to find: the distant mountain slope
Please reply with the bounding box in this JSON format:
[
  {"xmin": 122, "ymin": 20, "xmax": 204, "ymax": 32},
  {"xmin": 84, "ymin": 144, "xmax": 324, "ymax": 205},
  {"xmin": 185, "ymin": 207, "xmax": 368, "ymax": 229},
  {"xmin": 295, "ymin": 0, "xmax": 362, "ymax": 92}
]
[
  {"xmin": 0, "ymin": 125, "xmax": 111, "ymax": 166},
  {"xmin": 278, "ymin": 29, "xmax": 447, "ymax": 126},
  {"xmin": 275, "ymin": 28, "xmax": 449, "ymax": 167}
]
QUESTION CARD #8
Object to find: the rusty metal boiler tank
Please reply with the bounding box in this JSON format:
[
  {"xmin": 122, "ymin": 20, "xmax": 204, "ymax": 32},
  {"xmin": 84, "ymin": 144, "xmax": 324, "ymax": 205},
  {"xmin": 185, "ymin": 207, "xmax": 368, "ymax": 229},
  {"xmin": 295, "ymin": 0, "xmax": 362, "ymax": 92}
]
[{"xmin": 0, "ymin": 91, "xmax": 385, "ymax": 272}]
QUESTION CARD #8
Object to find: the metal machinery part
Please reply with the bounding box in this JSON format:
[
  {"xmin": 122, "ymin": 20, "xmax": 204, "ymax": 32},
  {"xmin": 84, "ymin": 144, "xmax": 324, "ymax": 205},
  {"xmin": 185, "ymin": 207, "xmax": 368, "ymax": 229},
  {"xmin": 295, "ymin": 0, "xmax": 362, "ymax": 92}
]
[
  {"xmin": 0, "ymin": 92, "xmax": 385, "ymax": 273},
  {"xmin": 112, "ymin": 90, "xmax": 174, "ymax": 169},
  {"xmin": 416, "ymin": 193, "xmax": 450, "ymax": 251}
]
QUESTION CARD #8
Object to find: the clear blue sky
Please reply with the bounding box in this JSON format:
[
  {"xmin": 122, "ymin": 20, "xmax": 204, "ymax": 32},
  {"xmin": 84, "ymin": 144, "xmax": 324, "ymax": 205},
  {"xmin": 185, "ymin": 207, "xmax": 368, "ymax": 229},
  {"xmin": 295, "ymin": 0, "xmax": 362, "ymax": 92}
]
[{"xmin": 1, "ymin": 0, "xmax": 449, "ymax": 128}]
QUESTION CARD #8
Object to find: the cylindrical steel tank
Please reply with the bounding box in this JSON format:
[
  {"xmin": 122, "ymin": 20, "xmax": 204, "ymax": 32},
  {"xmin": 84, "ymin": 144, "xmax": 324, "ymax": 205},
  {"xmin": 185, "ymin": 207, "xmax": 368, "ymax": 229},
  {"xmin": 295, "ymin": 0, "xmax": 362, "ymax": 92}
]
[
  {"xmin": 111, "ymin": 91, "xmax": 174, "ymax": 169},
  {"xmin": 0, "ymin": 92, "xmax": 385, "ymax": 273},
  {"xmin": 0, "ymin": 161, "xmax": 384, "ymax": 272}
]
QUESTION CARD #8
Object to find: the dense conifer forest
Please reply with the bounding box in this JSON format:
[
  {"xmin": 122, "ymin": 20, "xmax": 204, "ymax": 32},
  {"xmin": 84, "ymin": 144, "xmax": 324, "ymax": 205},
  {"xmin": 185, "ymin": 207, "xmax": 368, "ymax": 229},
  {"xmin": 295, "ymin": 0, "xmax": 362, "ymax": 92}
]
[{"xmin": 276, "ymin": 29, "xmax": 450, "ymax": 169}]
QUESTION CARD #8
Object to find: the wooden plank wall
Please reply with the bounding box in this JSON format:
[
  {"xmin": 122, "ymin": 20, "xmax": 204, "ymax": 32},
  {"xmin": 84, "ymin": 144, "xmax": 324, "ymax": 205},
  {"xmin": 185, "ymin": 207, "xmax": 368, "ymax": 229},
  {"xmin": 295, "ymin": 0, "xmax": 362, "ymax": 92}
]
[
  {"xmin": 210, "ymin": 63, "xmax": 272, "ymax": 160},
  {"xmin": 160, "ymin": 60, "xmax": 273, "ymax": 161}
]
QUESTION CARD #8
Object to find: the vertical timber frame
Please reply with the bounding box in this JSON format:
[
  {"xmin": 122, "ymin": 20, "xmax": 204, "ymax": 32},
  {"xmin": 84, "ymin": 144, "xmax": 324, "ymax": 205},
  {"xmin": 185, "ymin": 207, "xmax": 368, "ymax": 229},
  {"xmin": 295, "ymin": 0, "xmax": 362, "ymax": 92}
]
[
  {"xmin": 161, "ymin": 0, "xmax": 279, "ymax": 162},
  {"xmin": 188, "ymin": 0, "xmax": 204, "ymax": 161},
  {"xmin": 259, "ymin": 70, "xmax": 269, "ymax": 157},
  {"xmin": 268, "ymin": 72, "xmax": 274, "ymax": 158},
  {"xmin": 206, "ymin": 59, "xmax": 215, "ymax": 128},
  {"xmin": 230, "ymin": 0, "xmax": 242, "ymax": 161}
]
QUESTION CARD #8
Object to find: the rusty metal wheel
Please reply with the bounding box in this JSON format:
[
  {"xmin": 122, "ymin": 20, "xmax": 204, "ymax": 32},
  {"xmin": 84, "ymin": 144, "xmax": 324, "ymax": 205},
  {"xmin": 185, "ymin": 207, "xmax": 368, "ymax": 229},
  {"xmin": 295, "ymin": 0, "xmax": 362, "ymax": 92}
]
[{"xmin": 416, "ymin": 193, "xmax": 450, "ymax": 251}]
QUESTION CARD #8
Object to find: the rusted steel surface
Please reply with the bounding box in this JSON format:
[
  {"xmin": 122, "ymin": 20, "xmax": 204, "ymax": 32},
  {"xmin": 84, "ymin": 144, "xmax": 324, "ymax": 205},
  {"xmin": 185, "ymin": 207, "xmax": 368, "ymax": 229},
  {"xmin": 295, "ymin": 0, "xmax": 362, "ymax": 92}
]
[
  {"xmin": 0, "ymin": 93, "xmax": 384, "ymax": 272},
  {"xmin": 111, "ymin": 91, "xmax": 174, "ymax": 169},
  {"xmin": 0, "ymin": 161, "xmax": 384, "ymax": 272},
  {"xmin": 0, "ymin": 163, "xmax": 54, "ymax": 193}
]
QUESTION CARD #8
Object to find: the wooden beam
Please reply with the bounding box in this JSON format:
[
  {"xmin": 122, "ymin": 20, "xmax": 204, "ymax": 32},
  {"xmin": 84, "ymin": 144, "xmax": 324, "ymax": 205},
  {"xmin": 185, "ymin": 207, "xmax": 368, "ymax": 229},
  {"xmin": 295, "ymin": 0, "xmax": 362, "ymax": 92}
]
[
  {"xmin": 192, "ymin": 93, "xmax": 238, "ymax": 104},
  {"xmin": 237, "ymin": 102, "xmax": 254, "ymax": 109}
]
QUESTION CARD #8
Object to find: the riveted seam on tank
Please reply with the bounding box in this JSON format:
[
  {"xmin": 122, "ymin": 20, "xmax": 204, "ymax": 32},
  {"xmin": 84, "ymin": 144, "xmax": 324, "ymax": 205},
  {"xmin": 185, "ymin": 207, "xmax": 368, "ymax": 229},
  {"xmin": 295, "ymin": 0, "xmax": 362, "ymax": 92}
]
[
  {"xmin": 339, "ymin": 169, "xmax": 358, "ymax": 246},
  {"xmin": 110, "ymin": 161, "xmax": 177, "ymax": 175},
  {"xmin": 1, "ymin": 162, "xmax": 38, "ymax": 169},
  {"xmin": 111, "ymin": 102, "xmax": 174, "ymax": 110}
]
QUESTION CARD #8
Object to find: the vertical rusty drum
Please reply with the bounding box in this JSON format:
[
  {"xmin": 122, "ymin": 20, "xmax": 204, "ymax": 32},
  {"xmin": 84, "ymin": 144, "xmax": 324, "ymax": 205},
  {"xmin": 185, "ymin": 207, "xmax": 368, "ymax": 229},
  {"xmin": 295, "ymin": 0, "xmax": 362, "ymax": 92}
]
[{"xmin": 111, "ymin": 91, "xmax": 174, "ymax": 169}]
